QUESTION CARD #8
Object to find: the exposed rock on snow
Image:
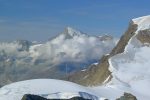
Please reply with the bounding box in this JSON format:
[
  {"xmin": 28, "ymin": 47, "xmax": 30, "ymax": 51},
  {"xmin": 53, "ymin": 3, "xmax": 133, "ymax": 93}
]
[
  {"xmin": 21, "ymin": 94, "xmax": 48, "ymax": 100},
  {"xmin": 21, "ymin": 94, "xmax": 93, "ymax": 100},
  {"xmin": 116, "ymin": 93, "xmax": 137, "ymax": 100},
  {"xmin": 136, "ymin": 29, "xmax": 150, "ymax": 44}
]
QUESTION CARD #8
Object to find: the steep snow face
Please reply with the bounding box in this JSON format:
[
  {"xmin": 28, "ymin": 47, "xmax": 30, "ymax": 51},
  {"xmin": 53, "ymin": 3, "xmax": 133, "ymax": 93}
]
[{"xmin": 108, "ymin": 15, "xmax": 150, "ymax": 100}]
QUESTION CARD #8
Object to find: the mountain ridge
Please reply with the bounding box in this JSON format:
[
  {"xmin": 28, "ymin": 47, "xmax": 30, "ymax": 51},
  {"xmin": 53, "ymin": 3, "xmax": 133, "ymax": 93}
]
[
  {"xmin": 69, "ymin": 20, "xmax": 138, "ymax": 85},
  {"xmin": 69, "ymin": 15, "xmax": 150, "ymax": 100}
]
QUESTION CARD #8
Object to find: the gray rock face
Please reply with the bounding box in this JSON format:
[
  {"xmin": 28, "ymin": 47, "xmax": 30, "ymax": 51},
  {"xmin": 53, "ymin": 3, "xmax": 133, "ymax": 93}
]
[{"xmin": 137, "ymin": 29, "xmax": 150, "ymax": 44}]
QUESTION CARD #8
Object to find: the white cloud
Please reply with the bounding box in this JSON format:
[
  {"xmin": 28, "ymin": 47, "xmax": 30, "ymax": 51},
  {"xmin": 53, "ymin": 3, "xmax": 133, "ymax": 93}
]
[
  {"xmin": 28, "ymin": 27, "xmax": 116, "ymax": 65},
  {"xmin": 0, "ymin": 27, "xmax": 117, "ymax": 66}
]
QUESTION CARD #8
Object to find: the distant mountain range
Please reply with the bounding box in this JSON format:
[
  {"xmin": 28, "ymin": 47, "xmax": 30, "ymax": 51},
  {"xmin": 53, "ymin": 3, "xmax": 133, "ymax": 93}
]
[
  {"xmin": 1, "ymin": 15, "xmax": 150, "ymax": 100},
  {"xmin": 0, "ymin": 27, "xmax": 117, "ymax": 86}
]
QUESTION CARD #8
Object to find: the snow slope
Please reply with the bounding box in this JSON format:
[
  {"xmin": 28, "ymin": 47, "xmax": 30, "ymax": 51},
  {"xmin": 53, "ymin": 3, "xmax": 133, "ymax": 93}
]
[
  {"xmin": 108, "ymin": 15, "xmax": 150, "ymax": 100},
  {"xmin": 0, "ymin": 79, "xmax": 108, "ymax": 100}
]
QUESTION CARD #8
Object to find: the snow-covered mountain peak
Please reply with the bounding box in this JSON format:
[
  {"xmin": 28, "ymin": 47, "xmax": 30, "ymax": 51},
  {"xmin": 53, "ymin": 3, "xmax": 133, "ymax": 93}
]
[
  {"xmin": 132, "ymin": 15, "xmax": 150, "ymax": 31},
  {"xmin": 63, "ymin": 27, "xmax": 86, "ymax": 37}
]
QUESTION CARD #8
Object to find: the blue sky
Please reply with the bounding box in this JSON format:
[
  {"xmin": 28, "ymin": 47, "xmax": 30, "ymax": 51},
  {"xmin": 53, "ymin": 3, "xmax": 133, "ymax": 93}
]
[{"xmin": 0, "ymin": 0, "xmax": 150, "ymax": 41}]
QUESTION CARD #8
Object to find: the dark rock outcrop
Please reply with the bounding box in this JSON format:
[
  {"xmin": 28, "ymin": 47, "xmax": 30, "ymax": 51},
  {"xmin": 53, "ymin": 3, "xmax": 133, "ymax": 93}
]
[
  {"xmin": 21, "ymin": 94, "xmax": 91, "ymax": 100},
  {"xmin": 116, "ymin": 93, "xmax": 137, "ymax": 100},
  {"xmin": 136, "ymin": 29, "xmax": 150, "ymax": 44},
  {"xmin": 22, "ymin": 94, "xmax": 47, "ymax": 100}
]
